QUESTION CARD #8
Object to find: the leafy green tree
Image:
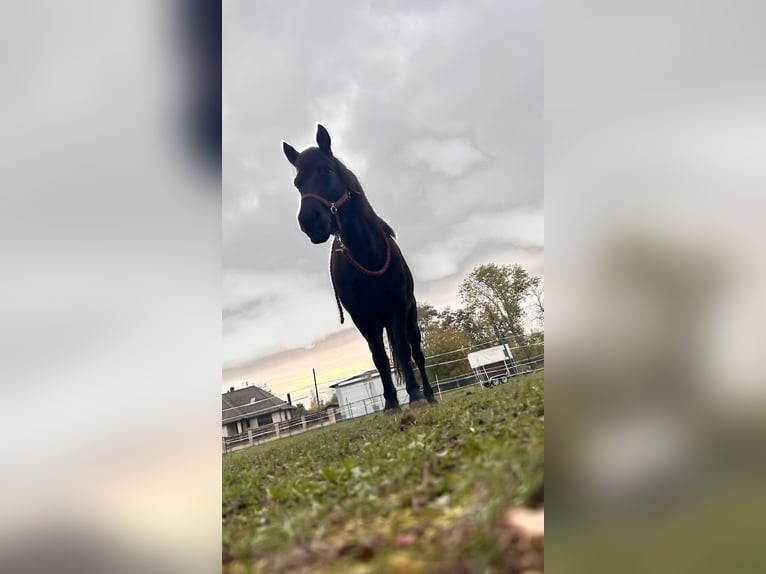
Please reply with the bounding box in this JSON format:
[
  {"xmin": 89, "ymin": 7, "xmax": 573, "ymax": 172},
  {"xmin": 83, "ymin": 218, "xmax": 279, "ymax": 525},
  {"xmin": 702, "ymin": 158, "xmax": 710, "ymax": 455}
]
[
  {"xmin": 417, "ymin": 303, "xmax": 472, "ymax": 383},
  {"xmin": 458, "ymin": 263, "xmax": 541, "ymax": 347},
  {"xmin": 416, "ymin": 302, "xmax": 439, "ymax": 340},
  {"xmin": 308, "ymin": 391, "xmax": 338, "ymax": 412},
  {"xmin": 529, "ymin": 277, "xmax": 544, "ymax": 329},
  {"xmin": 414, "ymin": 264, "xmax": 543, "ymax": 384},
  {"xmin": 323, "ymin": 391, "xmax": 338, "ymax": 409},
  {"xmin": 438, "ymin": 305, "xmax": 493, "ymax": 346},
  {"xmin": 525, "ymin": 330, "xmax": 545, "ymax": 366}
]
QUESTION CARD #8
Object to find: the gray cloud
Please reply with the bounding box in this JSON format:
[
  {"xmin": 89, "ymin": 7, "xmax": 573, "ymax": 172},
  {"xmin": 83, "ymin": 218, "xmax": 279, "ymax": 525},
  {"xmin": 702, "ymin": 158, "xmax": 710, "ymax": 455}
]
[{"xmin": 394, "ymin": 135, "xmax": 489, "ymax": 178}]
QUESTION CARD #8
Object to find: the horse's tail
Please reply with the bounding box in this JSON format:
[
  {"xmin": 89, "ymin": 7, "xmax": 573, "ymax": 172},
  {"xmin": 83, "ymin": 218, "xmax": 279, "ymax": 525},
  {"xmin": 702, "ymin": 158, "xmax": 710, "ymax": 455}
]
[{"xmin": 385, "ymin": 327, "xmax": 403, "ymax": 388}]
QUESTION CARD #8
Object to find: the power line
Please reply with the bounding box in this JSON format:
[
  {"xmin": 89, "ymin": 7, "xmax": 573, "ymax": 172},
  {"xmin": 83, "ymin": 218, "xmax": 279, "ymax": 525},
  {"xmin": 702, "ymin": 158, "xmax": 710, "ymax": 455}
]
[
  {"xmin": 421, "ymin": 330, "xmax": 544, "ymax": 362},
  {"xmin": 284, "ymin": 339, "xmax": 536, "ymax": 395},
  {"xmin": 225, "ymin": 336, "xmax": 544, "ymax": 401}
]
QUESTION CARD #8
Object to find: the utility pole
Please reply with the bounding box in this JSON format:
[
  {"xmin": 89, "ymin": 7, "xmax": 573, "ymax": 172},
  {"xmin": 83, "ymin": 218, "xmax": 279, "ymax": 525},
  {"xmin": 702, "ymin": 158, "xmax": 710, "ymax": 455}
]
[
  {"xmin": 313, "ymin": 368, "xmax": 320, "ymax": 409},
  {"xmin": 313, "ymin": 368, "xmax": 323, "ymax": 428}
]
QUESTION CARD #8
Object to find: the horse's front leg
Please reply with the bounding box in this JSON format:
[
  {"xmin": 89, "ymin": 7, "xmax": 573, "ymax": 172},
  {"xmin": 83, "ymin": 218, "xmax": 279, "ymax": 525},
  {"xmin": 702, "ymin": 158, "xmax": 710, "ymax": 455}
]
[{"xmin": 364, "ymin": 328, "xmax": 400, "ymax": 412}]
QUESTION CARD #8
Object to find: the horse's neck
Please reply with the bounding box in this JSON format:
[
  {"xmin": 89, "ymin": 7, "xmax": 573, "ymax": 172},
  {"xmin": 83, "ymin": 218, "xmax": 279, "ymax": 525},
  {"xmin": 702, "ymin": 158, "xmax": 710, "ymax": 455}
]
[{"xmin": 339, "ymin": 206, "xmax": 387, "ymax": 261}]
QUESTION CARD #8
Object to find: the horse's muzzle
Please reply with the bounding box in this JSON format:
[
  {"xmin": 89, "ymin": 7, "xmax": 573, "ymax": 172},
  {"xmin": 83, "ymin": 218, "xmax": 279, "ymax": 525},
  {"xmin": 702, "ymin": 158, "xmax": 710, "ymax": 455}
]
[{"xmin": 308, "ymin": 231, "xmax": 331, "ymax": 244}]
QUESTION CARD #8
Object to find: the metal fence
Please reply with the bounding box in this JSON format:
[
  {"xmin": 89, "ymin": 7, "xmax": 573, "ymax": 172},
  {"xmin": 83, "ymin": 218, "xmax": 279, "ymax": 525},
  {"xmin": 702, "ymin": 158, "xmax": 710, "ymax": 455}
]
[
  {"xmin": 222, "ymin": 353, "xmax": 543, "ymax": 454},
  {"xmin": 222, "ymin": 408, "xmax": 334, "ymax": 453}
]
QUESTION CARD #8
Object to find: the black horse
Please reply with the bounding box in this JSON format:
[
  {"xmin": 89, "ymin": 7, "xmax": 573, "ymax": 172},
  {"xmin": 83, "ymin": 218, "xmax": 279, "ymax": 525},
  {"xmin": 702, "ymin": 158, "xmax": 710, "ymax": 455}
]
[{"xmin": 282, "ymin": 125, "xmax": 436, "ymax": 411}]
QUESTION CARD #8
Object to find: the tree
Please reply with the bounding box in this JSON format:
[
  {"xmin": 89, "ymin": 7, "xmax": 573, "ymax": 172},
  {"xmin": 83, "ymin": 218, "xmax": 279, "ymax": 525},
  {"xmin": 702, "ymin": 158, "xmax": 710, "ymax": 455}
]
[
  {"xmin": 529, "ymin": 276, "xmax": 544, "ymax": 328},
  {"xmin": 323, "ymin": 391, "xmax": 338, "ymax": 409},
  {"xmin": 417, "ymin": 303, "xmax": 472, "ymax": 383},
  {"xmin": 458, "ymin": 263, "xmax": 541, "ymax": 347},
  {"xmin": 439, "ymin": 305, "xmax": 494, "ymax": 346},
  {"xmin": 307, "ymin": 391, "xmax": 338, "ymax": 413},
  {"xmin": 416, "ymin": 302, "xmax": 439, "ymax": 340},
  {"xmin": 414, "ymin": 264, "xmax": 544, "ymax": 386}
]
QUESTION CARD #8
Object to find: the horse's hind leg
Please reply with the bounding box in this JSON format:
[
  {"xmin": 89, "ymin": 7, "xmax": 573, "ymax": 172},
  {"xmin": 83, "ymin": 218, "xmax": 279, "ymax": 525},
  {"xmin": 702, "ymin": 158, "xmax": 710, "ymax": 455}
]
[{"xmin": 408, "ymin": 306, "xmax": 437, "ymax": 403}]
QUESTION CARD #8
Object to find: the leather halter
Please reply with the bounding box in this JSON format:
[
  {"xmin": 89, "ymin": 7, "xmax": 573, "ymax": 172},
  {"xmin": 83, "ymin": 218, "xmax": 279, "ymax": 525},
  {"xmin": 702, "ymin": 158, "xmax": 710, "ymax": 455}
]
[{"xmin": 300, "ymin": 190, "xmax": 392, "ymax": 276}]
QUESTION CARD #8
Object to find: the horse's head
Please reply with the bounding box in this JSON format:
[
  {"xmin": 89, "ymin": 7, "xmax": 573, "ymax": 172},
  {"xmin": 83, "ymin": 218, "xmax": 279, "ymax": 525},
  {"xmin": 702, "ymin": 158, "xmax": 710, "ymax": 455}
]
[{"xmin": 282, "ymin": 125, "xmax": 347, "ymax": 244}]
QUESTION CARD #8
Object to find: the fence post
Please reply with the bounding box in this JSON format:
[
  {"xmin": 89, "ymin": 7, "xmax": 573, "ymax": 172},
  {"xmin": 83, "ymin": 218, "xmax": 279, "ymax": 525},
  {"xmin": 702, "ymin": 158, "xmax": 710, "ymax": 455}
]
[
  {"xmin": 248, "ymin": 429, "xmax": 253, "ymax": 446},
  {"xmin": 274, "ymin": 422, "xmax": 280, "ymax": 439},
  {"xmin": 301, "ymin": 415, "xmax": 307, "ymax": 430},
  {"xmin": 328, "ymin": 408, "xmax": 336, "ymax": 424}
]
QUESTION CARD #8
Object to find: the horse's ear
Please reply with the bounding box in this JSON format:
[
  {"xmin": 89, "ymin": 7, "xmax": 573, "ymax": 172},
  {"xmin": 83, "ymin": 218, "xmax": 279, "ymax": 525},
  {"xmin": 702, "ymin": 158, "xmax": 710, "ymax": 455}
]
[
  {"xmin": 282, "ymin": 141, "xmax": 300, "ymax": 166},
  {"xmin": 316, "ymin": 124, "xmax": 332, "ymax": 155}
]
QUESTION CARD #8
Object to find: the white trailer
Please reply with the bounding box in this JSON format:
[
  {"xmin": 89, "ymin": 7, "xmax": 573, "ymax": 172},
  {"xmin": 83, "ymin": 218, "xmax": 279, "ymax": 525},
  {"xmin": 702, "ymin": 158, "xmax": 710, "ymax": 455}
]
[{"xmin": 467, "ymin": 344, "xmax": 516, "ymax": 387}]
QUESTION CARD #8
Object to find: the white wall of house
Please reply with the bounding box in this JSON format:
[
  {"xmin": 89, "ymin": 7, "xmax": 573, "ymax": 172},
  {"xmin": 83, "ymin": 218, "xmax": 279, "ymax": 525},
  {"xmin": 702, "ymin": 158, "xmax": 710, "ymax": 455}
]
[
  {"xmin": 222, "ymin": 408, "xmax": 295, "ymax": 438},
  {"xmin": 335, "ymin": 374, "xmax": 410, "ymax": 420}
]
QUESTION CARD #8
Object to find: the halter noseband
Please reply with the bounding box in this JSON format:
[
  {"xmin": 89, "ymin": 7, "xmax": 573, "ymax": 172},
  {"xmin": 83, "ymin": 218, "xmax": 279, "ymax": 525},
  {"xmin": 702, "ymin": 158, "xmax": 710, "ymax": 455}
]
[
  {"xmin": 300, "ymin": 190, "xmax": 392, "ymax": 276},
  {"xmin": 300, "ymin": 189, "xmax": 351, "ymax": 216}
]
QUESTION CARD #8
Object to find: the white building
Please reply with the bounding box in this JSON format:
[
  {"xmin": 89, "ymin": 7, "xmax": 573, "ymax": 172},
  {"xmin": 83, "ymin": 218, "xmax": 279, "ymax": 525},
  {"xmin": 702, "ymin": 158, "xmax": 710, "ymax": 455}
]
[{"xmin": 329, "ymin": 368, "xmax": 410, "ymax": 420}]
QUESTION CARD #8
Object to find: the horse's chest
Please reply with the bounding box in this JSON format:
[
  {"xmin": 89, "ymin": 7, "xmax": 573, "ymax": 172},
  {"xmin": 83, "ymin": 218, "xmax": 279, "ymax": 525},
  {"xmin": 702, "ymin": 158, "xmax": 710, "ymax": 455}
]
[
  {"xmin": 335, "ymin": 272, "xmax": 392, "ymax": 300},
  {"xmin": 331, "ymin": 264, "xmax": 401, "ymax": 315}
]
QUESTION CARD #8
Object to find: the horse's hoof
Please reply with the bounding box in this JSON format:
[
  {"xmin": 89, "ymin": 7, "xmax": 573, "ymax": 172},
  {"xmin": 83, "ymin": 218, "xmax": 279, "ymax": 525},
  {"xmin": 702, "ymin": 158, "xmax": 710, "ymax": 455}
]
[
  {"xmin": 383, "ymin": 405, "xmax": 402, "ymax": 415},
  {"xmin": 426, "ymin": 396, "xmax": 438, "ymax": 405},
  {"xmin": 409, "ymin": 398, "xmax": 429, "ymax": 410}
]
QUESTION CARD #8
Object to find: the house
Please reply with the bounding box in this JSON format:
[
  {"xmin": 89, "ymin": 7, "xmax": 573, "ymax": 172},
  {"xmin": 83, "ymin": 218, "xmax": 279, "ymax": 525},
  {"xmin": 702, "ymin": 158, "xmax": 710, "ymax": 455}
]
[
  {"xmin": 222, "ymin": 385, "xmax": 296, "ymax": 439},
  {"xmin": 329, "ymin": 368, "xmax": 410, "ymax": 420}
]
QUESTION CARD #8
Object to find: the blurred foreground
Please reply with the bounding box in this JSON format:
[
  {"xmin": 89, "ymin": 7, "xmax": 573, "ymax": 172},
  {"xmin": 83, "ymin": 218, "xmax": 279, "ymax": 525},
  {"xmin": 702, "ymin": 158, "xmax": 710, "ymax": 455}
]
[
  {"xmin": 547, "ymin": 1, "xmax": 766, "ymax": 571},
  {"xmin": 223, "ymin": 375, "xmax": 544, "ymax": 573},
  {"xmin": 0, "ymin": 1, "xmax": 220, "ymax": 573}
]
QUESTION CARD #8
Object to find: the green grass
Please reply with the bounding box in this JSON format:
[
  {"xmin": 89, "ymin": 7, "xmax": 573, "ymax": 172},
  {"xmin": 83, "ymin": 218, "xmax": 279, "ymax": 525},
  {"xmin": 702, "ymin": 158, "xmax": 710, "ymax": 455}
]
[{"xmin": 223, "ymin": 372, "xmax": 544, "ymax": 573}]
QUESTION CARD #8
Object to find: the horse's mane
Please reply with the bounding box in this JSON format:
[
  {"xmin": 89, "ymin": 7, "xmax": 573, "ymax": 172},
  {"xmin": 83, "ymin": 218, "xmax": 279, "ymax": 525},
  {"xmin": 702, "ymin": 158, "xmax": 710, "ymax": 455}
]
[{"xmin": 335, "ymin": 158, "xmax": 396, "ymax": 239}]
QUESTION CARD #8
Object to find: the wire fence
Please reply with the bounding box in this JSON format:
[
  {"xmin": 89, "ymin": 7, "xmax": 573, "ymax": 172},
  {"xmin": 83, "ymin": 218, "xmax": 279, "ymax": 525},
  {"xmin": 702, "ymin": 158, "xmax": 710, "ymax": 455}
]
[
  {"xmin": 222, "ymin": 349, "xmax": 544, "ymax": 454},
  {"xmin": 222, "ymin": 331, "xmax": 545, "ymax": 417},
  {"xmin": 222, "ymin": 408, "xmax": 335, "ymax": 453}
]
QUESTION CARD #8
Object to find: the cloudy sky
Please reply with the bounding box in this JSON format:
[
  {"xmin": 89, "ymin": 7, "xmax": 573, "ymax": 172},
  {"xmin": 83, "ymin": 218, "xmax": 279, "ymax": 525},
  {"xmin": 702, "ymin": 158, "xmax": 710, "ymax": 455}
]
[{"xmin": 222, "ymin": 0, "xmax": 543, "ymax": 403}]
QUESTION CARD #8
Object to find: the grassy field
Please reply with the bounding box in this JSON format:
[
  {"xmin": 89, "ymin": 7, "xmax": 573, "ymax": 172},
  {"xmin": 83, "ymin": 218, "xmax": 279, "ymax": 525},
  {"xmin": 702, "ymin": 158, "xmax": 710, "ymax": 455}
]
[{"xmin": 223, "ymin": 372, "xmax": 544, "ymax": 573}]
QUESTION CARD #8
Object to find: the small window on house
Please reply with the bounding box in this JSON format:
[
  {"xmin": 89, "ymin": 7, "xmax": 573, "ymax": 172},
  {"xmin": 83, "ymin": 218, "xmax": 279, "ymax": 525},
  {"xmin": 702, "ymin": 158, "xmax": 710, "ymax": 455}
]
[{"xmin": 256, "ymin": 413, "xmax": 273, "ymax": 427}]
